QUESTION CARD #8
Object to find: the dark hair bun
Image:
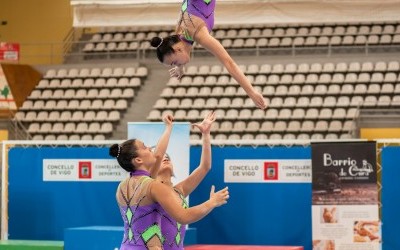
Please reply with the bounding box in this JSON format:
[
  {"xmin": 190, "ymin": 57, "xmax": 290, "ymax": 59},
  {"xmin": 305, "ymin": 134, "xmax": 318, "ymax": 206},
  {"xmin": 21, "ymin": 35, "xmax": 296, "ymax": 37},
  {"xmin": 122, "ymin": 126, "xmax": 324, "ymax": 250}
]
[
  {"xmin": 109, "ymin": 144, "xmax": 119, "ymax": 157},
  {"xmin": 150, "ymin": 37, "xmax": 162, "ymax": 48}
]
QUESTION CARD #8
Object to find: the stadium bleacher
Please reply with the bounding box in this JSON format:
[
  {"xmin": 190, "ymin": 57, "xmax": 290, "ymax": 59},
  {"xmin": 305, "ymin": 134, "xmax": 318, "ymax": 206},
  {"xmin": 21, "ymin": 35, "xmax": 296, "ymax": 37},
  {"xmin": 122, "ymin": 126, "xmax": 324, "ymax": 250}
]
[
  {"xmin": 16, "ymin": 65, "xmax": 148, "ymax": 140},
  {"xmin": 10, "ymin": 19, "xmax": 400, "ymax": 141}
]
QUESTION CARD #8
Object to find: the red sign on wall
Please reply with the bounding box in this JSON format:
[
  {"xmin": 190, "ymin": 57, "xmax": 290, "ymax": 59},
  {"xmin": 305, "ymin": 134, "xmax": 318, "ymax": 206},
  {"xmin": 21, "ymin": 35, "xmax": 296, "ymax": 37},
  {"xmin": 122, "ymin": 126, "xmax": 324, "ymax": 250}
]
[
  {"xmin": 79, "ymin": 161, "xmax": 92, "ymax": 179},
  {"xmin": 0, "ymin": 42, "xmax": 20, "ymax": 61},
  {"xmin": 264, "ymin": 161, "xmax": 278, "ymax": 180}
]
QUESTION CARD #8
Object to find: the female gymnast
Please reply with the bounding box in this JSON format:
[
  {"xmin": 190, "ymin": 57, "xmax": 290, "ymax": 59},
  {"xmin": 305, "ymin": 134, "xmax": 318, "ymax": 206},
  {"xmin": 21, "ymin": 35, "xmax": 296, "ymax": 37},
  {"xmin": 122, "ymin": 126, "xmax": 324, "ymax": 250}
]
[
  {"xmin": 109, "ymin": 114, "xmax": 229, "ymax": 250},
  {"xmin": 150, "ymin": 0, "xmax": 267, "ymax": 110},
  {"xmin": 156, "ymin": 111, "xmax": 216, "ymax": 249}
]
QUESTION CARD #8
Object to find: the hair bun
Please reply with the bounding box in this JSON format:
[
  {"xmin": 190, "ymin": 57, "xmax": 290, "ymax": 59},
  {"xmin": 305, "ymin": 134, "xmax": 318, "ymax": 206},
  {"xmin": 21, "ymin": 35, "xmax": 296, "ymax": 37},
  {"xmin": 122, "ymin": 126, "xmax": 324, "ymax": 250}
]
[
  {"xmin": 150, "ymin": 37, "xmax": 162, "ymax": 48},
  {"xmin": 109, "ymin": 144, "xmax": 120, "ymax": 158}
]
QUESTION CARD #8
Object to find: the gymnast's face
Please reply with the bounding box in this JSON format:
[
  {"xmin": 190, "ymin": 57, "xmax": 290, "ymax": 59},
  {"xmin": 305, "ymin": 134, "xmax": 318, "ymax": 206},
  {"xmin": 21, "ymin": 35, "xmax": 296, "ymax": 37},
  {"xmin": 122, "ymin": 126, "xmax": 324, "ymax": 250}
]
[
  {"xmin": 160, "ymin": 153, "xmax": 174, "ymax": 175},
  {"xmin": 133, "ymin": 140, "xmax": 156, "ymax": 167},
  {"xmin": 163, "ymin": 43, "xmax": 191, "ymax": 67}
]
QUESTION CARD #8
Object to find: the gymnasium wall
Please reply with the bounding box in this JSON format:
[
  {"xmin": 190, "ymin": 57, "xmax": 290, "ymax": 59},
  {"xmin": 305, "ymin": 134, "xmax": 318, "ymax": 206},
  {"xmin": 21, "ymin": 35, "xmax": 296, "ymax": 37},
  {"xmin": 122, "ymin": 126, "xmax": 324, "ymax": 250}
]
[
  {"xmin": 361, "ymin": 128, "xmax": 400, "ymax": 140},
  {"xmin": 0, "ymin": 0, "xmax": 73, "ymax": 65},
  {"xmin": 0, "ymin": 131, "xmax": 8, "ymax": 140},
  {"xmin": 71, "ymin": 1, "xmax": 400, "ymax": 27}
]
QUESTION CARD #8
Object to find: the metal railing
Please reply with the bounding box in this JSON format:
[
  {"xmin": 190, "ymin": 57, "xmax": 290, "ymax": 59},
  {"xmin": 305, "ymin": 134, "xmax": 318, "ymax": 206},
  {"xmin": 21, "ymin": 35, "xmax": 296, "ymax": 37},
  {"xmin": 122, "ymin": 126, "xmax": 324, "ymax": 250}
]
[
  {"xmin": 0, "ymin": 110, "xmax": 32, "ymax": 140},
  {"xmin": 16, "ymin": 38, "xmax": 400, "ymax": 65},
  {"xmin": 354, "ymin": 104, "xmax": 400, "ymax": 137}
]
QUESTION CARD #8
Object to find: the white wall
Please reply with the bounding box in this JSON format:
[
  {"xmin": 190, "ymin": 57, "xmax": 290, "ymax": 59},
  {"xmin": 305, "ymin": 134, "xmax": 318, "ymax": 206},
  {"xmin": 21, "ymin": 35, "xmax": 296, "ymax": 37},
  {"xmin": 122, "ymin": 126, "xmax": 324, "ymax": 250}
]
[{"xmin": 71, "ymin": 0, "xmax": 400, "ymax": 27}]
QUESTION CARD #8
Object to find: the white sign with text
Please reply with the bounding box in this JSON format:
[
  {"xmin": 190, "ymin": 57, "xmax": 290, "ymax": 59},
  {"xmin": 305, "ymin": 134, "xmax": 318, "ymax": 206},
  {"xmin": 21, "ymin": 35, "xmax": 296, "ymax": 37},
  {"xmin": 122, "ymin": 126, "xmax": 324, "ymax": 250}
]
[
  {"xmin": 224, "ymin": 159, "xmax": 311, "ymax": 183},
  {"xmin": 43, "ymin": 159, "xmax": 128, "ymax": 181}
]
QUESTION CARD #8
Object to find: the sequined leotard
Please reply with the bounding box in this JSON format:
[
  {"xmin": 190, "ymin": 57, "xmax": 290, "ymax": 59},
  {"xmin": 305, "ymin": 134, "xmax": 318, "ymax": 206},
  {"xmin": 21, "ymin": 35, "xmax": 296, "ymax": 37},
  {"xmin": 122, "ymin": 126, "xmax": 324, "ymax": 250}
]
[
  {"xmin": 161, "ymin": 188, "xmax": 189, "ymax": 250},
  {"xmin": 118, "ymin": 174, "xmax": 164, "ymax": 250},
  {"xmin": 178, "ymin": 0, "xmax": 216, "ymax": 43}
]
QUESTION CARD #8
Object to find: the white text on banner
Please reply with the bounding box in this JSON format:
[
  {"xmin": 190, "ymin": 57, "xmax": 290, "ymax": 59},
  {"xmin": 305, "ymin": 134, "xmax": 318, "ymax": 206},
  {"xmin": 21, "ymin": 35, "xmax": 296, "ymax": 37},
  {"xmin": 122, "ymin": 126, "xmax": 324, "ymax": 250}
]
[
  {"xmin": 224, "ymin": 159, "xmax": 311, "ymax": 183},
  {"xmin": 43, "ymin": 159, "xmax": 128, "ymax": 181}
]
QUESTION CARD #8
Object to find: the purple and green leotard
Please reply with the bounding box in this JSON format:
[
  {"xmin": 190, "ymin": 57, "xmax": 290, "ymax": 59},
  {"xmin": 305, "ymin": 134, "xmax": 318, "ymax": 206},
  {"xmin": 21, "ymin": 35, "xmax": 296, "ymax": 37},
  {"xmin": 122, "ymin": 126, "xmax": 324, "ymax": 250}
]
[
  {"xmin": 178, "ymin": 0, "xmax": 216, "ymax": 43},
  {"xmin": 161, "ymin": 188, "xmax": 189, "ymax": 250},
  {"xmin": 118, "ymin": 171, "xmax": 165, "ymax": 249}
]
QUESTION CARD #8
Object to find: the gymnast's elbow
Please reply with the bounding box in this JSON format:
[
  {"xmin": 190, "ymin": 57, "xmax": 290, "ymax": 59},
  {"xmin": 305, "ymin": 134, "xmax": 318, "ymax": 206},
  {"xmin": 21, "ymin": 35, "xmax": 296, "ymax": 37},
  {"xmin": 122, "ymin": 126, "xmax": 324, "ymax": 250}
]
[{"xmin": 173, "ymin": 211, "xmax": 201, "ymax": 225}]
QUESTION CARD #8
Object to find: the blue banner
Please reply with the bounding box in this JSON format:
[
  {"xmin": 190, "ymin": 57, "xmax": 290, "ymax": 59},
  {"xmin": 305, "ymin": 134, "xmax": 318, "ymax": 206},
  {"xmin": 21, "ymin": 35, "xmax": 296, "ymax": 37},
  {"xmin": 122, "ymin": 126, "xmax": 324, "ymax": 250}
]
[
  {"xmin": 382, "ymin": 146, "xmax": 400, "ymax": 250},
  {"xmin": 189, "ymin": 145, "xmax": 312, "ymax": 249},
  {"xmin": 8, "ymin": 146, "xmax": 120, "ymax": 240}
]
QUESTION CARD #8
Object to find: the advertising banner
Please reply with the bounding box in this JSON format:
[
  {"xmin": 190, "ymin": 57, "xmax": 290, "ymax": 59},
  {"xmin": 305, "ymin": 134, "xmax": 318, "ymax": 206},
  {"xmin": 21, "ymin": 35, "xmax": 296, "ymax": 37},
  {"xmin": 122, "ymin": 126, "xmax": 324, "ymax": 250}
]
[
  {"xmin": 0, "ymin": 42, "xmax": 19, "ymax": 61},
  {"xmin": 311, "ymin": 142, "xmax": 381, "ymax": 250},
  {"xmin": 224, "ymin": 159, "xmax": 311, "ymax": 183},
  {"xmin": 43, "ymin": 159, "xmax": 127, "ymax": 181},
  {"xmin": 0, "ymin": 65, "xmax": 16, "ymax": 109}
]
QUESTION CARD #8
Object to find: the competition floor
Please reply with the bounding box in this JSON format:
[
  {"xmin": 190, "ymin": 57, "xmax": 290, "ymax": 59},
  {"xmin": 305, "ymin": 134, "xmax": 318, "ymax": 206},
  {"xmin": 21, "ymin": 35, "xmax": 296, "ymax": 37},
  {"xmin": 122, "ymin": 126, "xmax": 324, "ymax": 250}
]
[{"xmin": 186, "ymin": 245, "xmax": 304, "ymax": 250}]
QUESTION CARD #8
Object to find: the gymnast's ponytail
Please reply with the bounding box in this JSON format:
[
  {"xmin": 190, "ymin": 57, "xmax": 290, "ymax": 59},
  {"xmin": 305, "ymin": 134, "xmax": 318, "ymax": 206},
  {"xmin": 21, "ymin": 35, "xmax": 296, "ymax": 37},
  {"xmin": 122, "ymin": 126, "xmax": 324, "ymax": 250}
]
[{"xmin": 109, "ymin": 139, "xmax": 138, "ymax": 172}]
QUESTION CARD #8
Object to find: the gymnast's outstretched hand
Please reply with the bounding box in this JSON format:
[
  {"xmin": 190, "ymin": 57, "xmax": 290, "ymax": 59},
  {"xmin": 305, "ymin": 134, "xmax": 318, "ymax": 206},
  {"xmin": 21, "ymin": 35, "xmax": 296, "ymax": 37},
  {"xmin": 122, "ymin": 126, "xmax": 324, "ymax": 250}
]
[
  {"xmin": 192, "ymin": 111, "xmax": 216, "ymax": 134},
  {"xmin": 209, "ymin": 185, "xmax": 229, "ymax": 207},
  {"xmin": 169, "ymin": 65, "xmax": 184, "ymax": 79},
  {"xmin": 162, "ymin": 113, "xmax": 174, "ymax": 126},
  {"xmin": 249, "ymin": 90, "xmax": 267, "ymax": 110}
]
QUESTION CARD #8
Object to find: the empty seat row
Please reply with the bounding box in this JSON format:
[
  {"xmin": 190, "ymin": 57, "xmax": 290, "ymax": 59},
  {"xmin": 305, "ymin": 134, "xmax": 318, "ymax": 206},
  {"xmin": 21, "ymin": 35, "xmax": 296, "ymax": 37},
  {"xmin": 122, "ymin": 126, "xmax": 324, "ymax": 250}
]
[
  {"xmin": 160, "ymin": 86, "xmax": 399, "ymax": 102},
  {"xmin": 91, "ymin": 23, "xmax": 400, "ymax": 42},
  {"xmin": 180, "ymin": 120, "xmax": 355, "ymax": 134},
  {"xmin": 167, "ymin": 73, "xmax": 400, "ymax": 88},
  {"xmin": 211, "ymin": 119, "xmax": 355, "ymax": 133},
  {"xmin": 260, "ymin": 83, "xmax": 398, "ymax": 96},
  {"xmin": 88, "ymin": 23, "xmax": 400, "ymax": 46},
  {"xmin": 153, "ymin": 95, "xmax": 399, "ymax": 114},
  {"xmin": 29, "ymin": 88, "xmax": 135, "ymax": 100},
  {"xmin": 31, "ymin": 134, "xmax": 107, "ymax": 141},
  {"xmin": 83, "ymin": 41, "xmax": 151, "ymax": 53},
  {"xmin": 180, "ymin": 61, "xmax": 400, "ymax": 76},
  {"xmin": 155, "ymin": 97, "xmax": 257, "ymax": 110},
  {"xmin": 190, "ymin": 132, "xmax": 353, "ymax": 141},
  {"xmin": 259, "ymin": 73, "xmax": 400, "ymax": 85},
  {"xmin": 162, "ymin": 84, "xmax": 399, "ymax": 100},
  {"xmin": 215, "ymin": 35, "xmax": 400, "ymax": 49},
  {"xmin": 148, "ymin": 106, "xmax": 360, "ymax": 122},
  {"xmin": 90, "ymin": 30, "xmax": 173, "ymax": 43},
  {"xmin": 44, "ymin": 66, "xmax": 147, "ymax": 79},
  {"xmin": 214, "ymin": 24, "xmax": 400, "ymax": 39},
  {"xmin": 83, "ymin": 34, "xmax": 400, "ymax": 54},
  {"xmin": 161, "ymin": 86, "xmax": 255, "ymax": 98},
  {"xmin": 156, "ymin": 95, "xmax": 383, "ymax": 110},
  {"xmin": 28, "ymin": 122, "xmax": 114, "ymax": 134},
  {"xmin": 15, "ymin": 110, "xmax": 121, "ymax": 123},
  {"xmin": 20, "ymin": 99, "xmax": 128, "ymax": 111},
  {"xmin": 37, "ymin": 77, "xmax": 141, "ymax": 89}
]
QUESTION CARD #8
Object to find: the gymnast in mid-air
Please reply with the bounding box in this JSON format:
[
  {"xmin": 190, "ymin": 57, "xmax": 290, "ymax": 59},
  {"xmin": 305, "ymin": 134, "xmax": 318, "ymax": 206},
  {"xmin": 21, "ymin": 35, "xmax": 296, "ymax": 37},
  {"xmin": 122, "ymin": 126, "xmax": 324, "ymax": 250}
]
[{"xmin": 150, "ymin": 0, "xmax": 267, "ymax": 110}]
